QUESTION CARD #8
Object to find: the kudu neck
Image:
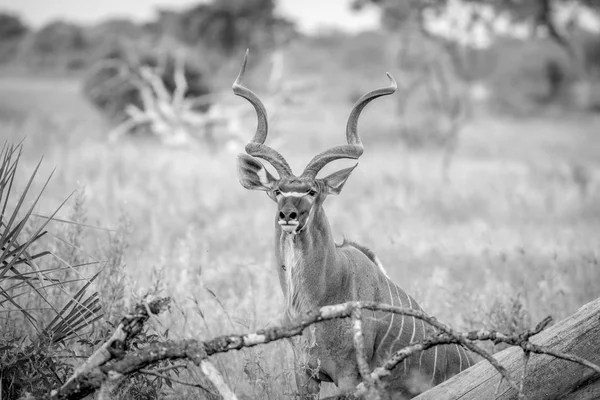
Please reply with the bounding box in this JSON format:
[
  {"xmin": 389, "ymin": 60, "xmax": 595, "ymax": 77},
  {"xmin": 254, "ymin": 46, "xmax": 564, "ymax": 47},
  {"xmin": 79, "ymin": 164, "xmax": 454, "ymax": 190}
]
[{"xmin": 276, "ymin": 205, "xmax": 340, "ymax": 316}]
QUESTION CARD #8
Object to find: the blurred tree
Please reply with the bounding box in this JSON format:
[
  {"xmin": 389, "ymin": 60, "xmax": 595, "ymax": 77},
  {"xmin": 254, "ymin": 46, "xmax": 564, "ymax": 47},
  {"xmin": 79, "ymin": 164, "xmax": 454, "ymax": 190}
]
[
  {"xmin": 32, "ymin": 21, "xmax": 88, "ymax": 54},
  {"xmin": 0, "ymin": 12, "xmax": 29, "ymax": 40},
  {"xmin": 352, "ymin": 0, "xmax": 600, "ymax": 180},
  {"xmin": 24, "ymin": 20, "xmax": 90, "ymax": 70},
  {"xmin": 0, "ymin": 12, "xmax": 29, "ymax": 63},
  {"xmin": 352, "ymin": 0, "xmax": 478, "ymax": 182},
  {"xmin": 353, "ymin": 0, "xmax": 600, "ymax": 108},
  {"xmin": 156, "ymin": 0, "xmax": 295, "ymax": 56},
  {"xmin": 88, "ymin": 19, "xmax": 147, "ymax": 44}
]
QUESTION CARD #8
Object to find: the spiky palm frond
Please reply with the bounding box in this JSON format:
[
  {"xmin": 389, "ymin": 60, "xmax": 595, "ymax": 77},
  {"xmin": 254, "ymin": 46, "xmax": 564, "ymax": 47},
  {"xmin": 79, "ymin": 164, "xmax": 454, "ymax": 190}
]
[
  {"xmin": 0, "ymin": 141, "xmax": 103, "ymax": 341},
  {"xmin": 44, "ymin": 271, "xmax": 104, "ymax": 343}
]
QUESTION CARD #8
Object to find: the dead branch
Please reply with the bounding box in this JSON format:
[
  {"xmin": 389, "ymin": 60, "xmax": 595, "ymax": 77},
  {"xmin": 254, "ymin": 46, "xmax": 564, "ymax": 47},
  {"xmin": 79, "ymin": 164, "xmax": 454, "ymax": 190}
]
[
  {"xmin": 200, "ymin": 359, "xmax": 238, "ymax": 400},
  {"xmin": 45, "ymin": 299, "xmax": 600, "ymax": 400},
  {"xmin": 356, "ymin": 311, "xmax": 598, "ymax": 398},
  {"xmin": 518, "ymin": 351, "xmax": 530, "ymax": 400},
  {"xmin": 360, "ymin": 313, "xmax": 600, "ymax": 395},
  {"xmin": 352, "ymin": 307, "xmax": 380, "ymax": 400},
  {"xmin": 58, "ymin": 296, "xmax": 172, "ymax": 391},
  {"xmin": 47, "ymin": 302, "xmax": 440, "ymax": 399},
  {"xmin": 355, "ymin": 333, "xmax": 519, "ymax": 398},
  {"xmin": 51, "ymin": 296, "xmax": 231, "ymax": 399},
  {"xmin": 137, "ymin": 360, "xmax": 231, "ymax": 399},
  {"xmin": 138, "ymin": 367, "xmax": 195, "ymax": 388}
]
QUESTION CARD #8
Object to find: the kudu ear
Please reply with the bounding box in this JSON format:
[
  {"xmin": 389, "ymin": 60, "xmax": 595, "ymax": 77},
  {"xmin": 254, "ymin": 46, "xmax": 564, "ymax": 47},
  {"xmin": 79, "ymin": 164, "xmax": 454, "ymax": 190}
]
[
  {"xmin": 322, "ymin": 164, "xmax": 358, "ymax": 195},
  {"xmin": 237, "ymin": 154, "xmax": 277, "ymax": 191}
]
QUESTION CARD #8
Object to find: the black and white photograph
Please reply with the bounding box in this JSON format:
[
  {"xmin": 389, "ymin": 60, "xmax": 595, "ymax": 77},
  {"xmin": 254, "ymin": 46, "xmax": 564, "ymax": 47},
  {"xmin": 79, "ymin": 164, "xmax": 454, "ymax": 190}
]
[{"xmin": 1, "ymin": 0, "xmax": 599, "ymax": 399}]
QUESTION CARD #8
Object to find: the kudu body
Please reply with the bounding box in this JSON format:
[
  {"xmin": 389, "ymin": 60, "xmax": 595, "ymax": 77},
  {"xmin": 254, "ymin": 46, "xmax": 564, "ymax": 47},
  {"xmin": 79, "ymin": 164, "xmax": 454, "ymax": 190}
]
[{"xmin": 234, "ymin": 51, "xmax": 473, "ymax": 398}]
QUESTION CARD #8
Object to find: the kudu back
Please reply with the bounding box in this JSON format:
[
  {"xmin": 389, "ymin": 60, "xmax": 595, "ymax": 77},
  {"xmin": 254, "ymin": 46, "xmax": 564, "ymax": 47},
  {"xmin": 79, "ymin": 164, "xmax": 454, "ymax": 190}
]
[{"xmin": 234, "ymin": 51, "xmax": 473, "ymax": 398}]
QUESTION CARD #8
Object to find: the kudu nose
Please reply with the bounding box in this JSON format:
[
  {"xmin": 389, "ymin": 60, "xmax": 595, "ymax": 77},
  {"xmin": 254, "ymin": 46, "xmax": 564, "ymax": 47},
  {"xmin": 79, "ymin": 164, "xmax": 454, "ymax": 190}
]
[{"xmin": 279, "ymin": 207, "xmax": 298, "ymax": 222}]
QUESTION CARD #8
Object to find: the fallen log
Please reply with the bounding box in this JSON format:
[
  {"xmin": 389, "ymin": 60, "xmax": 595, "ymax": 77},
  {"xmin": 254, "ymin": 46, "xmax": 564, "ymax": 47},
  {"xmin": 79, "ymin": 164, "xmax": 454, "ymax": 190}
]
[{"xmin": 414, "ymin": 297, "xmax": 600, "ymax": 400}]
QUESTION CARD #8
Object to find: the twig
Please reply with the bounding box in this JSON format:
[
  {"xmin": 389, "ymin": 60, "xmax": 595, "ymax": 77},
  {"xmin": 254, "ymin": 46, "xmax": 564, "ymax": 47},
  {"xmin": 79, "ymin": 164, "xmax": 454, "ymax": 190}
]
[
  {"xmin": 150, "ymin": 363, "xmax": 188, "ymax": 374},
  {"xmin": 352, "ymin": 308, "xmax": 380, "ymax": 400},
  {"xmin": 459, "ymin": 340, "xmax": 520, "ymax": 393},
  {"xmin": 494, "ymin": 376, "xmax": 504, "ymax": 397},
  {"xmin": 359, "ymin": 316, "xmax": 553, "ymax": 395},
  {"xmin": 357, "ymin": 303, "xmax": 521, "ymax": 393},
  {"xmin": 356, "ymin": 333, "xmax": 520, "ymax": 397},
  {"xmin": 200, "ymin": 360, "xmax": 238, "ymax": 400},
  {"xmin": 141, "ymin": 360, "xmax": 233, "ymax": 399},
  {"xmin": 357, "ymin": 314, "xmax": 589, "ymax": 398},
  {"xmin": 521, "ymin": 344, "xmax": 600, "ymax": 375},
  {"xmin": 352, "ymin": 308, "xmax": 371, "ymax": 383},
  {"xmin": 54, "ymin": 297, "xmax": 171, "ymax": 394},
  {"xmin": 138, "ymin": 368, "xmax": 203, "ymax": 390},
  {"xmin": 518, "ymin": 351, "xmax": 531, "ymax": 399},
  {"xmin": 173, "ymin": 52, "xmax": 188, "ymax": 110}
]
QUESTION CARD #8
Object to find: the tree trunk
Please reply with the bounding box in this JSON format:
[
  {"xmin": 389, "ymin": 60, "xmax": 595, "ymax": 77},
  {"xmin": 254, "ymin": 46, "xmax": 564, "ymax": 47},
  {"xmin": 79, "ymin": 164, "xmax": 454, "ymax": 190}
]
[{"xmin": 414, "ymin": 297, "xmax": 600, "ymax": 400}]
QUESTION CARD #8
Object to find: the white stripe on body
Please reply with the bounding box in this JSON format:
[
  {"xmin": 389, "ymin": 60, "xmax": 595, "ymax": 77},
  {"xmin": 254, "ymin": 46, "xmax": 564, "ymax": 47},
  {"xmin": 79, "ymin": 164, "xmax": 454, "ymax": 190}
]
[
  {"xmin": 407, "ymin": 295, "xmax": 418, "ymax": 374},
  {"xmin": 431, "ymin": 346, "xmax": 438, "ymax": 383},
  {"xmin": 443, "ymin": 345, "xmax": 448, "ymax": 381},
  {"xmin": 464, "ymin": 346, "xmax": 472, "ymax": 368},
  {"xmin": 419, "ymin": 314, "xmax": 426, "ymax": 373},
  {"xmin": 375, "ymin": 278, "xmax": 396, "ymax": 356},
  {"xmin": 390, "ymin": 285, "xmax": 408, "ymax": 375}
]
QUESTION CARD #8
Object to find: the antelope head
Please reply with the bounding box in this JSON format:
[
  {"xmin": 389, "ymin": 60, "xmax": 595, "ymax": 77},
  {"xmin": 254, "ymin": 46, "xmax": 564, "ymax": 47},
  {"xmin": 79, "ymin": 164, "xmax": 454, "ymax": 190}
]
[{"xmin": 234, "ymin": 50, "xmax": 397, "ymax": 235}]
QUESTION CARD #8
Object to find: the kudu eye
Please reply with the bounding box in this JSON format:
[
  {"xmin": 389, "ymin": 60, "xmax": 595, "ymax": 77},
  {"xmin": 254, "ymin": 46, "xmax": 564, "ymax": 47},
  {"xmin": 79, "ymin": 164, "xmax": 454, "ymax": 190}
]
[
  {"xmin": 273, "ymin": 189, "xmax": 281, "ymax": 196},
  {"xmin": 308, "ymin": 190, "xmax": 317, "ymax": 196}
]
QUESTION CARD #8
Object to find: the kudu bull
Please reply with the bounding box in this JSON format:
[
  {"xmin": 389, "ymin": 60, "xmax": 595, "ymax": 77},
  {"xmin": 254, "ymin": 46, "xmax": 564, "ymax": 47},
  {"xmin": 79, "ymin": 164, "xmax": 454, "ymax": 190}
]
[{"xmin": 234, "ymin": 51, "xmax": 473, "ymax": 398}]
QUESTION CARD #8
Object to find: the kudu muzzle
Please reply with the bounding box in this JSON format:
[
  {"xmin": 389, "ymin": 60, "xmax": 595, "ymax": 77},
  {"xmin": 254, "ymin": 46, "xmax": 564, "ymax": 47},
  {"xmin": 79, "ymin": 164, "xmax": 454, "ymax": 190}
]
[{"xmin": 278, "ymin": 207, "xmax": 299, "ymax": 233}]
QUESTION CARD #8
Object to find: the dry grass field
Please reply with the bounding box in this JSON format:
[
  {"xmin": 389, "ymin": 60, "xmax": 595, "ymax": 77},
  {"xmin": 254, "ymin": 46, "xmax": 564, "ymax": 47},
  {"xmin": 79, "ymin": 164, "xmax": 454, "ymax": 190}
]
[{"xmin": 2, "ymin": 52, "xmax": 600, "ymax": 397}]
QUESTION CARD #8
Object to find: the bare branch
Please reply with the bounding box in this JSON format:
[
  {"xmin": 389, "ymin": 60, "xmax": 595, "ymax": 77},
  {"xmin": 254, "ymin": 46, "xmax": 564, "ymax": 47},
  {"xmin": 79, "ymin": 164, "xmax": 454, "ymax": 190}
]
[
  {"xmin": 459, "ymin": 339, "xmax": 520, "ymax": 393},
  {"xmin": 48, "ymin": 301, "xmax": 600, "ymax": 400},
  {"xmin": 200, "ymin": 360, "xmax": 238, "ymax": 400},
  {"xmin": 140, "ymin": 360, "xmax": 235, "ymax": 399},
  {"xmin": 352, "ymin": 308, "xmax": 380, "ymax": 400},
  {"xmin": 520, "ymin": 343, "xmax": 600, "ymax": 375},
  {"xmin": 172, "ymin": 52, "xmax": 188, "ymax": 109},
  {"xmin": 56, "ymin": 296, "xmax": 171, "ymax": 393},
  {"xmin": 138, "ymin": 367, "xmax": 209, "ymax": 391},
  {"xmin": 352, "ymin": 308, "xmax": 371, "ymax": 383},
  {"xmin": 152, "ymin": 363, "xmax": 188, "ymax": 374},
  {"xmin": 49, "ymin": 302, "xmax": 435, "ymax": 399},
  {"xmin": 358, "ymin": 314, "xmax": 596, "ymax": 398},
  {"xmin": 357, "ymin": 333, "xmax": 520, "ymax": 396},
  {"xmin": 518, "ymin": 351, "xmax": 531, "ymax": 400}
]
